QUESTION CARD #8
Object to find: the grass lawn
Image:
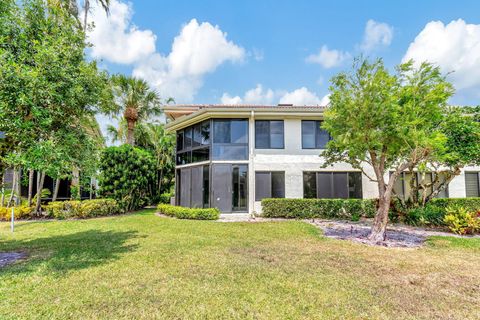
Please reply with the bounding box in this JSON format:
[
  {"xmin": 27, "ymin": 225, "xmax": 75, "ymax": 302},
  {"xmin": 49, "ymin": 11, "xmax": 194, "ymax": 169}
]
[{"xmin": 0, "ymin": 210, "xmax": 479, "ymax": 319}]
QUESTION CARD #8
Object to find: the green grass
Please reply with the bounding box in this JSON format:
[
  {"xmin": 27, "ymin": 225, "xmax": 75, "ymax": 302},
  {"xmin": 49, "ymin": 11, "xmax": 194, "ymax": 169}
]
[{"xmin": 0, "ymin": 210, "xmax": 479, "ymax": 319}]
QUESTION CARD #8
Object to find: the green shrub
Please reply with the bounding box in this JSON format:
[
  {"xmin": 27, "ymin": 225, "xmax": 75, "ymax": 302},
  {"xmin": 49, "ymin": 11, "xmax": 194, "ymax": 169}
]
[
  {"xmin": 45, "ymin": 199, "xmax": 123, "ymax": 219},
  {"xmin": 157, "ymin": 204, "xmax": 220, "ymax": 220},
  {"xmin": 390, "ymin": 197, "xmax": 480, "ymax": 227},
  {"xmin": 98, "ymin": 145, "xmax": 157, "ymax": 211},
  {"xmin": 159, "ymin": 193, "xmax": 173, "ymax": 204},
  {"xmin": 0, "ymin": 206, "xmax": 34, "ymax": 220},
  {"xmin": 443, "ymin": 206, "xmax": 480, "ymax": 235},
  {"xmin": 261, "ymin": 198, "xmax": 377, "ymax": 220}
]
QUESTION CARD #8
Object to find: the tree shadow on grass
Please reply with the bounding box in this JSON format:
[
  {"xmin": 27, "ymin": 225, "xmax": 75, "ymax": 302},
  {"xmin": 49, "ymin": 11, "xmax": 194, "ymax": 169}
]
[{"xmin": 0, "ymin": 229, "xmax": 140, "ymax": 276}]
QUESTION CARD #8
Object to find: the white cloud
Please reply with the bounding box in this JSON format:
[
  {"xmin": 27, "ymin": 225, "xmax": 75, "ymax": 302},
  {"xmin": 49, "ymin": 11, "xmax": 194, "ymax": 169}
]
[
  {"xmin": 403, "ymin": 19, "xmax": 480, "ymax": 94},
  {"xmin": 87, "ymin": 0, "xmax": 156, "ymax": 64},
  {"xmin": 133, "ymin": 18, "xmax": 245, "ymax": 102},
  {"xmin": 279, "ymin": 87, "xmax": 324, "ymax": 105},
  {"xmin": 360, "ymin": 19, "xmax": 393, "ymax": 52},
  {"xmin": 220, "ymin": 93, "xmax": 243, "ymax": 104},
  {"xmin": 221, "ymin": 84, "xmax": 275, "ymax": 104},
  {"xmin": 221, "ymin": 85, "xmax": 329, "ymax": 106},
  {"xmin": 306, "ymin": 45, "xmax": 351, "ymax": 68}
]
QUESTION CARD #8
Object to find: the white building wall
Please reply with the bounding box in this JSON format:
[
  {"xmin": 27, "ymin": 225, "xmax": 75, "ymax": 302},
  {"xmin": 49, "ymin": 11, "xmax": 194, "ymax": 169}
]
[{"xmin": 252, "ymin": 118, "xmax": 379, "ymax": 213}]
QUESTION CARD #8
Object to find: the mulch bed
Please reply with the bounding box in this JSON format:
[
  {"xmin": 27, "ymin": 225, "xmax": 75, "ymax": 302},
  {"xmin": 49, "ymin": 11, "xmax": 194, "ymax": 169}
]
[
  {"xmin": 0, "ymin": 252, "xmax": 27, "ymax": 268},
  {"xmin": 309, "ymin": 219, "xmax": 464, "ymax": 248}
]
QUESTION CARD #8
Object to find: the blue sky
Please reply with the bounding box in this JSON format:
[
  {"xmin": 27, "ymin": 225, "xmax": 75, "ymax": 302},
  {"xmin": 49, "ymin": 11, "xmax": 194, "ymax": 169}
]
[{"xmin": 89, "ymin": 0, "xmax": 480, "ymax": 132}]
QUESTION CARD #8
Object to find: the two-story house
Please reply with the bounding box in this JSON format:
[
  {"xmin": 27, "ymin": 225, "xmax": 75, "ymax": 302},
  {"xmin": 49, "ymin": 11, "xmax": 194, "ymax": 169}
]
[{"xmin": 164, "ymin": 104, "xmax": 480, "ymax": 214}]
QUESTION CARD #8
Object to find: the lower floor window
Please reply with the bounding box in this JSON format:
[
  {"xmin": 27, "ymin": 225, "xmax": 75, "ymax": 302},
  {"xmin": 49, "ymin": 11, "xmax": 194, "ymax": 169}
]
[
  {"xmin": 255, "ymin": 171, "xmax": 285, "ymax": 201},
  {"xmin": 465, "ymin": 172, "xmax": 480, "ymax": 197},
  {"xmin": 303, "ymin": 171, "xmax": 362, "ymax": 199},
  {"xmin": 392, "ymin": 172, "xmax": 449, "ymax": 199}
]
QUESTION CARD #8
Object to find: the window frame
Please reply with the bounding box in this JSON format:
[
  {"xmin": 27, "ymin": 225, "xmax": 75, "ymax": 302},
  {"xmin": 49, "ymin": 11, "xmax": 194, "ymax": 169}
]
[
  {"xmin": 255, "ymin": 120, "xmax": 285, "ymax": 149},
  {"xmin": 255, "ymin": 171, "xmax": 285, "ymax": 201},
  {"xmin": 303, "ymin": 171, "xmax": 362, "ymax": 199},
  {"xmin": 301, "ymin": 120, "xmax": 331, "ymax": 149},
  {"xmin": 465, "ymin": 171, "xmax": 480, "ymax": 197}
]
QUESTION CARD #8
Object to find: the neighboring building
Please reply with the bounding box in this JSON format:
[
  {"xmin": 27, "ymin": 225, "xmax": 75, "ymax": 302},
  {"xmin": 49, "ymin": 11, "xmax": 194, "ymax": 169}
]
[
  {"xmin": 2, "ymin": 169, "xmax": 93, "ymax": 201},
  {"xmin": 164, "ymin": 104, "xmax": 480, "ymax": 214}
]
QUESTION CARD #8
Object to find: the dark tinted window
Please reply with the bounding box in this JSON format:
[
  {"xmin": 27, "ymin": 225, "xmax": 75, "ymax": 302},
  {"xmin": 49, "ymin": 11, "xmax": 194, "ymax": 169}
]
[
  {"xmin": 303, "ymin": 172, "xmax": 317, "ymax": 198},
  {"xmin": 348, "ymin": 172, "xmax": 363, "ymax": 198},
  {"xmin": 304, "ymin": 172, "xmax": 362, "ymax": 199},
  {"xmin": 255, "ymin": 171, "xmax": 285, "ymax": 201},
  {"xmin": 317, "ymin": 172, "xmax": 332, "ymax": 198},
  {"xmin": 213, "ymin": 120, "xmax": 230, "ymax": 143},
  {"xmin": 302, "ymin": 120, "xmax": 330, "ymax": 149},
  {"xmin": 176, "ymin": 131, "xmax": 184, "ymax": 151},
  {"xmin": 255, "ymin": 120, "xmax": 284, "ymax": 149},
  {"xmin": 203, "ymin": 165, "xmax": 210, "ymax": 208},
  {"xmin": 231, "ymin": 120, "xmax": 248, "ymax": 143},
  {"xmin": 212, "ymin": 119, "xmax": 248, "ymax": 160},
  {"xmin": 255, "ymin": 121, "xmax": 270, "ymax": 149},
  {"xmin": 193, "ymin": 124, "xmax": 202, "ymax": 147},
  {"xmin": 271, "ymin": 172, "xmax": 285, "ymax": 198},
  {"xmin": 301, "ymin": 121, "xmax": 316, "ymax": 149},
  {"xmin": 192, "ymin": 148, "xmax": 209, "ymax": 162},
  {"xmin": 465, "ymin": 172, "xmax": 480, "ymax": 197},
  {"xmin": 184, "ymin": 128, "xmax": 192, "ymax": 148}
]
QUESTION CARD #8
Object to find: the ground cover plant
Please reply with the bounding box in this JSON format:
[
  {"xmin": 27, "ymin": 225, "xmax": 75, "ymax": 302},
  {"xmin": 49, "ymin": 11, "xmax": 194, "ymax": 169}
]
[{"xmin": 0, "ymin": 210, "xmax": 479, "ymax": 319}]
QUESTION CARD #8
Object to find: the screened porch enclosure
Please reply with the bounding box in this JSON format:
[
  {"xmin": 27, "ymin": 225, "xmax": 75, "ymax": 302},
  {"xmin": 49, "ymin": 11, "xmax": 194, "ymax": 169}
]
[{"xmin": 176, "ymin": 163, "xmax": 248, "ymax": 213}]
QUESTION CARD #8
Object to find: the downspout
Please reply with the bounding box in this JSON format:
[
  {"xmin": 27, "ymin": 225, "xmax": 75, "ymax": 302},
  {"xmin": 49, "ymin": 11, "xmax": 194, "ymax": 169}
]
[{"xmin": 249, "ymin": 110, "xmax": 255, "ymax": 215}]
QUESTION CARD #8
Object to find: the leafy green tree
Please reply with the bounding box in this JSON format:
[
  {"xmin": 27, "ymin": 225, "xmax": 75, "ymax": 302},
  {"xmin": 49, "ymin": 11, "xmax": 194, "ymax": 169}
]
[
  {"xmin": 109, "ymin": 75, "xmax": 162, "ymax": 146},
  {"xmin": 98, "ymin": 145, "xmax": 156, "ymax": 211},
  {"xmin": 108, "ymin": 121, "xmax": 176, "ymax": 196},
  {"xmin": 405, "ymin": 107, "xmax": 480, "ymax": 205},
  {"xmin": 0, "ymin": 0, "xmax": 110, "ymax": 212},
  {"xmin": 322, "ymin": 58, "xmax": 453, "ymax": 242}
]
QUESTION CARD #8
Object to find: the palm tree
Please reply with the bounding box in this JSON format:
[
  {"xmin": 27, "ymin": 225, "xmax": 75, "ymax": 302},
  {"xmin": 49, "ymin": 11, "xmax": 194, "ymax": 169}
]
[
  {"xmin": 110, "ymin": 75, "xmax": 162, "ymax": 146},
  {"xmin": 82, "ymin": 0, "xmax": 110, "ymax": 32},
  {"xmin": 48, "ymin": 0, "xmax": 110, "ymax": 32}
]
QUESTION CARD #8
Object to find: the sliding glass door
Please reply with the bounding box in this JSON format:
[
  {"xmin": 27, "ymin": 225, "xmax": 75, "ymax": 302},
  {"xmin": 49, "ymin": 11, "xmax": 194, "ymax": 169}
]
[{"xmin": 211, "ymin": 164, "xmax": 248, "ymax": 213}]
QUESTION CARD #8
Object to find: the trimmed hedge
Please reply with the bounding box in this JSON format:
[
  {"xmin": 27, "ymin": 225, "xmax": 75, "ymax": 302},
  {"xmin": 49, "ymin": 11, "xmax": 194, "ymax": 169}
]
[
  {"xmin": 157, "ymin": 204, "xmax": 220, "ymax": 220},
  {"xmin": 0, "ymin": 206, "xmax": 34, "ymax": 220},
  {"xmin": 261, "ymin": 198, "xmax": 377, "ymax": 220},
  {"xmin": 45, "ymin": 199, "xmax": 123, "ymax": 219},
  {"xmin": 390, "ymin": 198, "xmax": 480, "ymax": 227}
]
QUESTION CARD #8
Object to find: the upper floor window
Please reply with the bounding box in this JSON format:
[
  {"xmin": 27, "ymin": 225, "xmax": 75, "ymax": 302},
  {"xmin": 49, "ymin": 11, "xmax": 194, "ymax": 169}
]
[
  {"xmin": 255, "ymin": 171, "xmax": 285, "ymax": 201},
  {"xmin": 176, "ymin": 120, "xmax": 210, "ymax": 165},
  {"xmin": 301, "ymin": 120, "xmax": 330, "ymax": 149},
  {"xmin": 465, "ymin": 172, "xmax": 480, "ymax": 197},
  {"xmin": 303, "ymin": 171, "xmax": 362, "ymax": 199},
  {"xmin": 212, "ymin": 119, "xmax": 248, "ymax": 160},
  {"xmin": 255, "ymin": 120, "xmax": 284, "ymax": 149}
]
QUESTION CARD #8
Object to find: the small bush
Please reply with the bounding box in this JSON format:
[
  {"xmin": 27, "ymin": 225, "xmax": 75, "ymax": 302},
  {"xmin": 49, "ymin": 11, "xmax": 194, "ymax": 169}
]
[
  {"xmin": 261, "ymin": 198, "xmax": 377, "ymax": 220},
  {"xmin": 159, "ymin": 193, "xmax": 173, "ymax": 204},
  {"xmin": 157, "ymin": 204, "xmax": 219, "ymax": 220},
  {"xmin": 390, "ymin": 197, "xmax": 480, "ymax": 227},
  {"xmin": 443, "ymin": 206, "xmax": 480, "ymax": 235},
  {"xmin": 45, "ymin": 199, "xmax": 123, "ymax": 219},
  {"xmin": 0, "ymin": 206, "xmax": 34, "ymax": 220}
]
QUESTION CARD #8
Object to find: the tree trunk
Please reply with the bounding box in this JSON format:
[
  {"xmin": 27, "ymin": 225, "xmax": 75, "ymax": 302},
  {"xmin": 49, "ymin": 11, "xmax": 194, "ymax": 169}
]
[
  {"xmin": 1, "ymin": 172, "xmax": 5, "ymax": 207},
  {"xmin": 369, "ymin": 191, "xmax": 392, "ymax": 242},
  {"xmin": 126, "ymin": 120, "xmax": 135, "ymax": 146},
  {"xmin": 27, "ymin": 169, "xmax": 34, "ymax": 206},
  {"xmin": 7, "ymin": 168, "xmax": 17, "ymax": 207},
  {"xmin": 35, "ymin": 172, "xmax": 45, "ymax": 215},
  {"xmin": 83, "ymin": 0, "xmax": 90, "ymax": 32},
  {"xmin": 52, "ymin": 177, "xmax": 60, "ymax": 202},
  {"xmin": 71, "ymin": 167, "xmax": 80, "ymax": 199}
]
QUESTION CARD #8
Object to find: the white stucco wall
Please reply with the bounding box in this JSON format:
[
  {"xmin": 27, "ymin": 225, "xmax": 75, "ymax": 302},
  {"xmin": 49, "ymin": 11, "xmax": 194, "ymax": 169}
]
[
  {"xmin": 250, "ymin": 118, "xmax": 480, "ymax": 213},
  {"xmin": 251, "ymin": 119, "xmax": 379, "ymax": 213}
]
